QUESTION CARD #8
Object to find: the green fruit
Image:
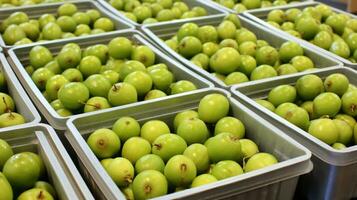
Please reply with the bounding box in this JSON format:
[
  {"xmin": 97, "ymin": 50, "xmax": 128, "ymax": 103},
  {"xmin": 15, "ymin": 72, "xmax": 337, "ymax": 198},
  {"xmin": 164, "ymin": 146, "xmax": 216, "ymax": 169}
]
[
  {"xmin": 84, "ymin": 44, "xmax": 109, "ymax": 64},
  {"xmin": 275, "ymin": 102, "xmax": 297, "ymax": 117},
  {"xmin": 183, "ymin": 144, "xmax": 209, "ymax": 173},
  {"xmin": 313, "ymin": 92, "xmax": 341, "ymax": 118},
  {"xmin": 17, "ymin": 188, "xmax": 54, "ymax": 200},
  {"xmin": 330, "ymin": 40, "xmax": 350, "ymax": 59},
  {"xmin": 332, "ymin": 143, "xmax": 346, "ymax": 150},
  {"xmin": 325, "ymin": 14, "xmax": 346, "ymax": 35},
  {"xmin": 255, "ymin": 46, "xmax": 279, "ymax": 66},
  {"xmin": 224, "ymin": 72, "xmax": 249, "ymax": 85},
  {"xmin": 122, "ymin": 137, "xmax": 151, "ymax": 164},
  {"xmin": 34, "ymin": 181, "xmax": 56, "ymax": 198},
  {"xmin": 58, "ymin": 82, "xmax": 89, "ymax": 110},
  {"xmin": 173, "ymin": 110, "xmax": 199, "ymax": 130},
  {"xmin": 131, "ymin": 45, "xmax": 155, "ymax": 67},
  {"xmin": 309, "ymin": 118, "xmax": 339, "ymax": 145},
  {"xmin": 29, "ymin": 46, "xmax": 53, "ymax": 69},
  {"xmin": 198, "ymin": 93, "xmax": 229, "ymax": 123},
  {"xmin": 106, "ymin": 157, "xmax": 134, "ymax": 187},
  {"xmin": 108, "ymin": 83, "xmax": 138, "ymax": 106},
  {"xmin": 210, "ymin": 47, "xmax": 240, "ymax": 75},
  {"xmin": 255, "ymin": 99, "xmax": 275, "ymax": 112},
  {"xmin": 267, "ymin": 9, "xmax": 285, "ymax": 24},
  {"xmin": 214, "ymin": 116, "xmax": 245, "ymax": 139},
  {"xmin": 152, "ymin": 134, "xmax": 187, "ymax": 162},
  {"xmin": 135, "ymin": 154, "xmax": 165, "ymax": 174},
  {"xmin": 93, "ymin": 17, "xmax": 114, "ymax": 32},
  {"xmin": 101, "ymin": 70, "xmax": 120, "ymax": 85},
  {"xmin": 276, "ymin": 64, "xmax": 297, "ymax": 75},
  {"xmin": 295, "ymin": 17, "xmax": 319, "ymax": 40},
  {"xmin": 206, "ymin": 132, "xmax": 242, "ymax": 162},
  {"xmin": 58, "ymin": 3, "xmax": 77, "ymax": 16},
  {"xmin": 108, "ymin": 37, "xmax": 133, "ymax": 59},
  {"xmin": 78, "ymin": 56, "xmax": 102, "ymax": 78},
  {"xmin": 56, "ymin": 16, "xmax": 77, "ymax": 32},
  {"xmin": 42, "ymin": 22, "xmax": 62, "ymax": 40},
  {"xmin": 0, "ymin": 172, "xmax": 13, "ymax": 200},
  {"xmin": 333, "ymin": 119, "xmax": 353, "ymax": 145},
  {"xmin": 132, "ymin": 170, "xmax": 168, "ymax": 199},
  {"xmin": 3, "ymin": 153, "xmax": 40, "ymax": 189},
  {"xmin": 341, "ymin": 91, "xmax": 357, "ymax": 116},
  {"xmin": 335, "ymin": 114, "xmax": 356, "ymax": 128},
  {"xmin": 87, "ymin": 128, "xmax": 120, "ymax": 159},
  {"xmin": 56, "ymin": 109, "xmax": 72, "ymax": 117},
  {"xmin": 112, "ymin": 117, "xmax": 140, "ymax": 142},
  {"xmin": 279, "ymin": 41, "xmax": 303, "ymax": 63},
  {"xmin": 44, "ymin": 60, "xmax": 61, "ymax": 74},
  {"xmin": 164, "ymin": 155, "xmax": 197, "ymax": 186},
  {"xmin": 45, "ymin": 75, "xmax": 69, "ymax": 101},
  {"xmin": 177, "ymin": 23, "xmax": 199, "ymax": 41},
  {"xmin": 217, "ymin": 20, "xmax": 236, "ymax": 39},
  {"xmin": 3, "ymin": 24, "xmax": 26, "ymax": 45},
  {"xmin": 140, "ymin": 120, "xmax": 170, "ymax": 144},
  {"xmin": 242, "ymin": 0, "xmax": 261, "ymax": 9},
  {"xmin": 219, "ymin": 39, "xmax": 239, "ymax": 50},
  {"xmin": 296, "ymin": 74, "xmax": 324, "ymax": 100},
  {"xmin": 197, "ymin": 25, "xmax": 218, "ymax": 43},
  {"xmin": 84, "ymin": 74, "xmax": 112, "ymax": 97},
  {"xmin": 156, "ymin": 9, "xmax": 175, "ymax": 22},
  {"xmin": 124, "ymin": 71, "xmax": 153, "ymax": 97},
  {"xmin": 0, "ymin": 139, "xmax": 13, "ymax": 169},
  {"xmin": 177, "ymin": 118, "xmax": 209, "ymax": 145},
  {"xmin": 31, "ymin": 68, "xmax": 55, "ymax": 90},
  {"xmin": 244, "ymin": 153, "xmax": 278, "ymax": 172},
  {"xmin": 191, "ymin": 174, "xmax": 217, "ymax": 188},
  {"xmin": 133, "ymin": 6, "xmax": 152, "ymax": 23},
  {"xmin": 290, "ymin": 56, "xmax": 314, "ymax": 72},
  {"xmin": 144, "ymin": 90, "xmax": 167, "ymax": 100},
  {"xmin": 57, "ymin": 43, "xmax": 82, "ymax": 69},
  {"xmin": 282, "ymin": 107, "xmax": 310, "ymax": 130},
  {"xmin": 324, "ymin": 73, "xmax": 349, "ymax": 96},
  {"xmin": 202, "ymin": 42, "xmax": 219, "ymax": 57},
  {"xmin": 0, "ymin": 93, "xmax": 15, "ymax": 114},
  {"xmin": 84, "ymin": 97, "xmax": 111, "ymax": 113},
  {"xmin": 0, "ymin": 112, "xmax": 26, "ymax": 128},
  {"xmin": 170, "ymin": 80, "xmax": 197, "ymax": 94},
  {"xmin": 250, "ymin": 65, "xmax": 277, "ymax": 80},
  {"xmin": 120, "ymin": 61, "xmax": 146, "ymax": 80},
  {"xmin": 212, "ymin": 160, "xmax": 243, "ymax": 180},
  {"xmin": 314, "ymin": 31, "xmax": 333, "ymax": 50},
  {"xmin": 239, "ymin": 41, "xmax": 257, "ymax": 57},
  {"xmin": 238, "ymin": 55, "xmax": 257, "ymax": 76},
  {"xmin": 19, "ymin": 22, "xmax": 39, "ymax": 41},
  {"xmin": 178, "ymin": 36, "xmax": 202, "ymax": 58},
  {"xmin": 62, "ymin": 68, "xmax": 83, "ymax": 82},
  {"xmin": 239, "ymin": 139, "xmax": 259, "ymax": 158},
  {"xmin": 236, "ymin": 30, "xmax": 257, "ymax": 44},
  {"xmin": 268, "ymin": 85, "xmax": 297, "ymax": 107}
]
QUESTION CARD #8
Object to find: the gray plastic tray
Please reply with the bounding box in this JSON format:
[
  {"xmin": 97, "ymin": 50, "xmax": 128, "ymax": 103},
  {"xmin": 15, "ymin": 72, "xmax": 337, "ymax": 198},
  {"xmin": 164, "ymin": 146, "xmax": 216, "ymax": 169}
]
[
  {"xmin": 206, "ymin": 0, "xmax": 312, "ymax": 14},
  {"xmin": 142, "ymin": 14, "xmax": 342, "ymax": 89},
  {"xmin": 231, "ymin": 66, "xmax": 357, "ymax": 200},
  {"xmin": 244, "ymin": 1, "xmax": 357, "ymax": 69},
  {"xmin": 65, "ymin": 88, "xmax": 312, "ymax": 200},
  {"xmin": 0, "ymin": 53, "xmax": 40, "ymax": 131},
  {"xmin": 98, "ymin": 0, "xmax": 227, "ymax": 28},
  {"xmin": 7, "ymin": 29, "xmax": 213, "ymax": 130},
  {"xmin": 0, "ymin": 123, "xmax": 94, "ymax": 200},
  {"xmin": 0, "ymin": 0, "xmax": 134, "ymax": 49}
]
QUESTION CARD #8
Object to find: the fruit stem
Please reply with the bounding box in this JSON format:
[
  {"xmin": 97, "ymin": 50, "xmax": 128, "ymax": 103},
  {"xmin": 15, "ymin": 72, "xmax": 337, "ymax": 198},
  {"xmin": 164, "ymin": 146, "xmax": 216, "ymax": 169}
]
[{"xmin": 2, "ymin": 97, "xmax": 10, "ymax": 113}]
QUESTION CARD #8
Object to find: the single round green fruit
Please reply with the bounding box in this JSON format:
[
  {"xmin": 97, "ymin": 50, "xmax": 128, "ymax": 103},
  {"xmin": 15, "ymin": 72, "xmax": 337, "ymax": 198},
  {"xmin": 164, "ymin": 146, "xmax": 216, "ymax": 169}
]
[
  {"xmin": 183, "ymin": 143, "xmax": 210, "ymax": 173},
  {"xmin": 164, "ymin": 155, "xmax": 197, "ymax": 186},
  {"xmin": 135, "ymin": 154, "xmax": 165, "ymax": 174},
  {"xmin": 132, "ymin": 170, "xmax": 168, "ymax": 199},
  {"xmin": 198, "ymin": 93, "xmax": 229, "ymax": 123},
  {"xmin": 112, "ymin": 117, "xmax": 140, "ymax": 142},
  {"xmin": 211, "ymin": 160, "xmax": 243, "ymax": 180},
  {"xmin": 152, "ymin": 134, "xmax": 187, "ymax": 162},
  {"xmin": 308, "ymin": 118, "xmax": 339, "ymax": 145},
  {"xmin": 244, "ymin": 153, "xmax": 278, "ymax": 172},
  {"xmin": 87, "ymin": 128, "xmax": 120, "ymax": 159},
  {"xmin": 122, "ymin": 137, "xmax": 151, "ymax": 164}
]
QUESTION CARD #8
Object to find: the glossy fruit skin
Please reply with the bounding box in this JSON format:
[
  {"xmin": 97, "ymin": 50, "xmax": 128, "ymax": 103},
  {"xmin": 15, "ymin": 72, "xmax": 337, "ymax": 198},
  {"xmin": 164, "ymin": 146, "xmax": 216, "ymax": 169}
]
[
  {"xmin": 206, "ymin": 132, "xmax": 242, "ymax": 163},
  {"xmin": 122, "ymin": 137, "xmax": 151, "ymax": 164},
  {"xmin": 108, "ymin": 83, "xmax": 138, "ymax": 106},
  {"xmin": 255, "ymin": 46, "xmax": 278, "ymax": 66},
  {"xmin": 244, "ymin": 153, "xmax": 278, "ymax": 172},
  {"xmin": 198, "ymin": 93, "xmax": 229, "ymax": 123},
  {"xmin": 268, "ymin": 85, "xmax": 297, "ymax": 107},
  {"xmin": 211, "ymin": 160, "xmax": 243, "ymax": 180},
  {"xmin": 183, "ymin": 144, "xmax": 210, "ymax": 173},
  {"xmin": 79, "ymin": 56, "xmax": 102, "ymax": 78},
  {"xmin": 34, "ymin": 181, "xmax": 57, "ymax": 198},
  {"xmin": 84, "ymin": 74, "xmax": 112, "ymax": 98},
  {"xmin": 178, "ymin": 36, "xmax": 202, "ymax": 58},
  {"xmin": 0, "ymin": 139, "xmax": 13, "ymax": 169},
  {"xmin": 45, "ymin": 75, "xmax": 69, "ymax": 101},
  {"xmin": 112, "ymin": 117, "xmax": 140, "ymax": 142},
  {"xmin": 32, "ymin": 68, "xmax": 55, "ymax": 90},
  {"xmin": 333, "ymin": 119, "xmax": 353, "ymax": 145},
  {"xmin": 132, "ymin": 170, "xmax": 168, "ymax": 200},
  {"xmin": 290, "ymin": 56, "xmax": 314, "ymax": 72},
  {"xmin": 152, "ymin": 134, "xmax": 187, "ymax": 162},
  {"xmin": 341, "ymin": 91, "xmax": 357, "ymax": 117},
  {"xmin": 0, "ymin": 172, "xmax": 12, "ymax": 200},
  {"xmin": 87, "ymin": 128, "xmax": 121, "ymax": 159},
  {"xmin": 191, "ymin": 174, "xmax": 217, "ymax": 188},
  {"xmin": 209, "ymin": 47, "xmax": 240, "ymax": 75},
  {"xmin": 106, "ymin": 157, "xmax": 134, "ymax": 187},
  {"xmin": 149, "ymin": 69, "xmax": 174, "ymax": 92},
  {"xmin": 214, "ymin": 116, "xmax": 245, "ymax": 139},
  {"xmin": 3, "ymin": 152, "xmax": 41, "ymax": 189},
  {"xmin": 84, "ymin": 96, "xmax": 110, "ymax": 112},
  {"xmin": 0, "ymin": 112, "xmax": 26, "ymax": 128},
  {"xmin": 164, "ymin": 155, "xmax": 197, "ymax": 186},
  {"xmin": 309, "ymin": 118, "xmax": 339, "ymax": 145},
  {"xmin": 173, "ymin": 110, "xmax": 199, "ymax": 130},
  {"xmin": 140, "ymin": 120, "xmax": 170, "ymax": 144},
  {"xmin": 131, "ymin": 45, "xmax": 156, "ymax": 67},
  {"xmin": 282, "ymin": 107, "xmax": 310, "ymax": 131},
  {"xmin": 279, "ymin": 41, "xmax": 304, "ymax": 63},
  {"xmin": 17, "ymin": 188, "xmax": 54, "ymax": 200},
  {"xmin": 177, "ymin": 118, "xmax": 209, "ymax": 144},
  {"xmin": 135, "ymin": 154, "xmax": 165, "ymax": 174},
  {"xmin": 324, "ymin": 73, "xmax": 349, "ymax": 96},
  {"xmin": 255, "ymin": 99, "xmax": 275, "ymax": 112},
  {"xmin": 296, "ymin": 74, "xmax": 324, "ymax": 100},
  {"xmin": 0, "ymin": 93, "xmax": 15, "ymax": 114},
  {"xmin": 58, "ymin": 82, "xmax": 90, "ymax": 110},
  {"xmin": 124, "ymin": 71, "xmax": 153, "ymax": 97},
  {"xmin": 170, "ymin": 80, "xmax": 197, "ymax": 95},
  {"xmin": 313, "ymin": 92, "xmax": 341, "ymax": 118},
  {"xmin": 250, "ymin": 65, "xmax": 277, "ymax": 81}
]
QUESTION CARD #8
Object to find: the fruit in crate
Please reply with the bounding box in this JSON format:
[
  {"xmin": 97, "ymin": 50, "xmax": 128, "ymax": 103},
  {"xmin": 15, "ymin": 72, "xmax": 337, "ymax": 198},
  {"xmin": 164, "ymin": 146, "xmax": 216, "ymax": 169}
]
[
  {"xmin": 163, "ymin": 14, "xmax": 317, "ymax": 86},
  {"xmin": 108, "ymin": 0, "xmax": 209, "ymax": 24},
  {"xmin": 0, "ymin": 0, "xmax": 64, "ymax": 8},
  {"xmin": 85, "ymin": 93, "xmax": 279, "ymax": 199},
  {"xmin": 255, "ymin": 73, "xmax": 357, "ymax": 149},
  {"xmin": 0, "ymin": 139, "xmax": 57, "ymax": 200},
  {"xmin": 0, "ymin": 3, "xmax": 116, "ymax": 45},
  {"xmin": 212, "ymin": 0, "xmax": 303, "ymax": 12},
  {"xmin": 265, "ymin": 4, "xmax": 357, "ymax": 63},
  {"xmin": 23, "ymin": 37, "xmax": 198, "ymax": 117}
]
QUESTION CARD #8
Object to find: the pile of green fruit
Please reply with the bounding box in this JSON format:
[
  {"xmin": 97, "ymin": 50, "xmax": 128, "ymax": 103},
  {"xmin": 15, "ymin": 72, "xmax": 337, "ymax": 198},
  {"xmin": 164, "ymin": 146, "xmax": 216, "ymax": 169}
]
[
  {"xmin": 0, "ymin": 0, "xmax": 63, "ymax": 8},
  {"xmin": 0, "ymin": 138, "xmax": 57, "ymax": 200},
  {"xmin": 86, "ymin": 93, "xmax": 279, "ymax": 199},
  {"xmin": 212, "ymin": 0, "xmax": 302, "ymax": 13},
  {"xmin": 164, "ymin": 14, "xmax": 316, "ymax": 86},
  {"xmin": 0, "ymin": 69, "xmax": 25, "ymax": 128},
  {"xmin": 265, "ymin": 4, "xmax": 357, "ymax": 62},
  {"xmin": 255, "ymin": 73, "xmax": 357, "ymax": 149},
  {"xmin": 0, "ymin": 3, "xmax": 116, "ymax": 45},
  {"xmin": 25, "ymin": 37, "xmax": 198, "ymax": 117},
  {"xmin": 108, "ymin": 0, "xmax": 209, "ymax": 24}
]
